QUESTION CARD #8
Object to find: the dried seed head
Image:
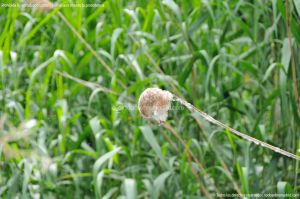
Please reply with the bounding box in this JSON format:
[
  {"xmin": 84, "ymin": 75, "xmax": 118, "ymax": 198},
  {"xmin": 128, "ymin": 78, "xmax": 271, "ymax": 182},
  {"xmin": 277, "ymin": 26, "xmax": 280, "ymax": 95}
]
[{"xmin": 138, "ymin": 88, "xmax": 173, "ymax": 122}]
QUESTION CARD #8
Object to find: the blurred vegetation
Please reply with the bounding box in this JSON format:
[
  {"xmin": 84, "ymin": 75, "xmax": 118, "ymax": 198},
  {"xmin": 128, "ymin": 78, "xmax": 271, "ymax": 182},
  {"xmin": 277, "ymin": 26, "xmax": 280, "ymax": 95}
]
[{"xmin": 0, "ymin": 0, "xmax": 300, "ymax": 198}]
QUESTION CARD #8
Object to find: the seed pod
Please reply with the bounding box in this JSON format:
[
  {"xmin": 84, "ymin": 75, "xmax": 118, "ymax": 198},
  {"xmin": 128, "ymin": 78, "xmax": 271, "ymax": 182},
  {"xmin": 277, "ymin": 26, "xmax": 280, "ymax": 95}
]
[{"xmin": 138, "ymin": 88, "xmax": 173, "ymax": 122}]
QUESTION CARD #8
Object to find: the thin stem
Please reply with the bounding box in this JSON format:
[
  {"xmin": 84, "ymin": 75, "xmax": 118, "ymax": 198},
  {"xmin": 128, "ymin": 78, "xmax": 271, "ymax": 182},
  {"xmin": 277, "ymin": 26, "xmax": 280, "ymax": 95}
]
[
  {"xmin": 57, "ymin": 12, "xmax": 113, "ymax": 75},
  {"xmin": 284, "ymin": 0, "xmax": 300, "ymax": 190},
  {"xmin": 285, "ymin": 0, "xmax": 300, "ymax": 117},
  {"xmin": 128, "ymin": 35, "xmax": 182, "ymax": 97},
  {"xmin": 55, "ymin": 70, "xmax": 117, "ymax": 95},
  {"xmin": 295, "ymin": 142, "xmax": 300, "ymax": 192},
  {"xmin": 161, "ymin": 130, "xmax": 210, "ymax": 197},
  {"xmin": 162, "ymin": 123, "xmax": 216, "ymax": 199},
  {"xmin": 193, "ymin": 116, "xmax": 242, "ymax": 195},
  {"xmin": 174, "ymin": 96, "xmax": 300, "ymax": 161},
  {"xmin": 57, "ymin": 12, "xmax": 126, "ymax": 88}
]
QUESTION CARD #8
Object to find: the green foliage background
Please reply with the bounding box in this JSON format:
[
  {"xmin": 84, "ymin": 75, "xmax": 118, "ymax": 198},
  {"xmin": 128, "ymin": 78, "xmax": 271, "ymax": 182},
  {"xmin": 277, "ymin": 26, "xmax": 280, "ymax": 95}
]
[{"xmin": 0, "ymin": 0, "xmax": 300, "ymax": 198}]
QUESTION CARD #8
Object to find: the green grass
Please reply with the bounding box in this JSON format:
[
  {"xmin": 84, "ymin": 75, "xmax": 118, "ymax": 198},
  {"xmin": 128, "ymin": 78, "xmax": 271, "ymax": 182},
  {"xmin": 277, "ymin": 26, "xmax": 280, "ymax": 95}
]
[{"xmin": 0, "ymin": 0, "xmax": 300, "ymax": 198}]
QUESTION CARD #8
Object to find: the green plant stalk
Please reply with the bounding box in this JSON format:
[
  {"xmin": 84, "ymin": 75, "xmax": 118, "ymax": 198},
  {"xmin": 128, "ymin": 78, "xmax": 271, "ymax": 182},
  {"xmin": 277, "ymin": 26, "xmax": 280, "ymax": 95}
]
[
  {"xmin": 56, "ymin": 11, "xmax": 126, "ymax": 89},
  {"xmin": 162, "ymin": 123, "xmax": 215, "ymax": 199},
  {"xmin": 295, "ymin": 140, "xmax": 300, "ymax": 192},
  {"xmin": 284, "ymin": 1, "xmax": 300, "ymax": 190},
  {"xmin": 57, "ymin": 11, "xmax": 113, "ymax": 75},
  {"xmin": 285, "ymin": 0, "xmax": 300, "ymax": 117},
  {"xmin": 193, "ymin": 118, "xmax": 242, "ymax": 195}
]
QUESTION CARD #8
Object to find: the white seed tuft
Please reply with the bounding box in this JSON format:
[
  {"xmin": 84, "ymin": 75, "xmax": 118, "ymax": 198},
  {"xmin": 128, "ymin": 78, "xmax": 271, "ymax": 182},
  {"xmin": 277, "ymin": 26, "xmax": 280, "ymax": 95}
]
[{"xmin": 138, "ymin": 88, "xmax": 173, "ymax": 122}]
